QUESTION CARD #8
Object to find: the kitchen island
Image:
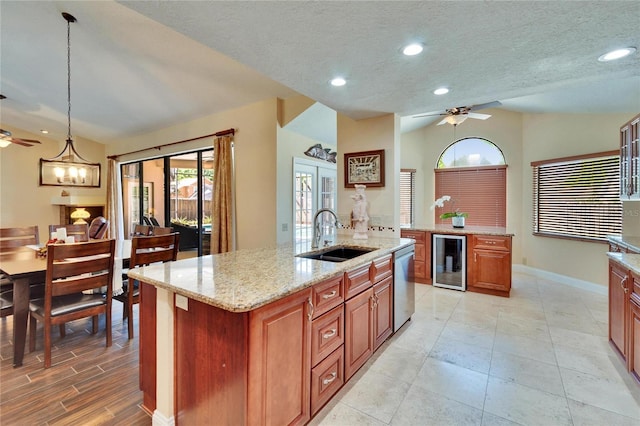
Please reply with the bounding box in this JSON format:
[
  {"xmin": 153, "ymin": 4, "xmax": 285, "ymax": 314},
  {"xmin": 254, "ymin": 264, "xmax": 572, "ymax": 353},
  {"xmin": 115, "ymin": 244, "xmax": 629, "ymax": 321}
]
[
  {"xmin": 401, "ymin": 225, "xmax": 514, "ymax": 296},
  {"xmin": 127, "ymin": 236, "xmax": 413, "ymax": 425}
]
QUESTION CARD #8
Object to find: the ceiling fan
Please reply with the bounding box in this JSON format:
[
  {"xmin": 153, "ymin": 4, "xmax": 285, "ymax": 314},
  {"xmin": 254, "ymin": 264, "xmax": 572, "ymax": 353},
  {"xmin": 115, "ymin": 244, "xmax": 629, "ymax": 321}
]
[
  {"xmin": 0, "ymin": 129, "xmax": 42, "ymax": 147},
  {"xmin": 413, "ymin": 100, "xmax": 502, "ymax": 126}
]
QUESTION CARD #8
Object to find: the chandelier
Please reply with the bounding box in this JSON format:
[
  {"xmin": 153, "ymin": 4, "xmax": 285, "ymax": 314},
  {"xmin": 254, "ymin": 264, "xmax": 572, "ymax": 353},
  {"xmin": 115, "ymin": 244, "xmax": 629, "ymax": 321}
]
[{"xmin": 39, "ymin": 12, "xmax": 101, "ymax": 188}]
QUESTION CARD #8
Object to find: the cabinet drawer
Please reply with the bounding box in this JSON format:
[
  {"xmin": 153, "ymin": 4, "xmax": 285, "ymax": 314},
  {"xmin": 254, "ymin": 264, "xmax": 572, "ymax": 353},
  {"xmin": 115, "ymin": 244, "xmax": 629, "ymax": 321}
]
[
  {"xmin": 310, "ymin": 346, "xmax": 344, "ymax": 416},
  {"xmin": 370, "ymin": 254, "xmax": 393, "ymax": 284},
  {"xmin": 345, "ymin": 264, "xmax": 372, "ymax": 300},
  {"xmin": 633, "ymin": 273, "xmax": 640, "ymax": 297},
  {"xmin": 473, "ymin": 235, "xmax": 511, "ymax": 251},
  {"xmin": 401, "ymin": 230, "xmax": 425, "ymax": 242},
  {"xmin": 312, "ymin": 275, "xmax": 344, "ymax": 319},
  {"xmin": 311, "ymin": 305, "xmax": 344, "ymax": 367}
]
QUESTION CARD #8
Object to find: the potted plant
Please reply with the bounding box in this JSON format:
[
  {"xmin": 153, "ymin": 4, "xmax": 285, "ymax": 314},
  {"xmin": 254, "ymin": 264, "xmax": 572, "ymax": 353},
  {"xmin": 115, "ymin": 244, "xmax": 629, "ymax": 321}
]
[{"xmin": 431, "ymin": 195, "xmax": 468, "ymax": 228}]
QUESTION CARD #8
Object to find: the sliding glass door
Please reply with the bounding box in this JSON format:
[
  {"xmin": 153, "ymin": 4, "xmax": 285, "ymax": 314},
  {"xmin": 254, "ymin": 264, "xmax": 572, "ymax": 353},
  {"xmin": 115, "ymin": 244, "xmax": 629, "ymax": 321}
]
[{"xmin": 121, "ymin": 147, "xmax": 214, "ymax": 256}]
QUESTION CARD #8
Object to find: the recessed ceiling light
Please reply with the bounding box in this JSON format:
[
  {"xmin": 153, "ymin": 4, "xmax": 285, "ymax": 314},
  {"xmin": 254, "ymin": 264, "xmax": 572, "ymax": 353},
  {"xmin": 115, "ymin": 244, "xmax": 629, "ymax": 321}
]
[
  {"xmin": 433, "ymin": 87, "xmax": 449, "ymax": 95},
  {"xmin": 330, "ymin": 77, "xmax": 346, "ymax": 87},
  {"xmin": 40, "ymin": 129, "xmax": 49, "ymax": 134},
  {"xmin": 402, "ymin": 43, "xmax": 424, "ymax": 56},
  {"xmin": 598, "ymin": 47, "xmax": 636, "ymax": 62}
]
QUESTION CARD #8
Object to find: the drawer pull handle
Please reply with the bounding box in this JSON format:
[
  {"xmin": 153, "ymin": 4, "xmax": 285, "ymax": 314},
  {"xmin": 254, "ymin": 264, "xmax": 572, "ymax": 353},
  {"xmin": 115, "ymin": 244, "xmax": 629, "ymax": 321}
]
[
  {"xmin": 322, "ymin": 290, "xmax": 337, "ymax": 299},
  {"xmin": 322, "ymin": 372, "xmax": 337, "ymax": 385},
  {"xmin": 322, "ymin": 329, "xmax": 337, "ymax": 339}
]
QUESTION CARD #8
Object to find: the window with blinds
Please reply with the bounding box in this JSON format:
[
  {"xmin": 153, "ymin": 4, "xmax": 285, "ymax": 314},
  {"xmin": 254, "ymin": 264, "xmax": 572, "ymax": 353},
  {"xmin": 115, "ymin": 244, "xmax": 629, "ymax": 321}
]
[
  {"xmin": 532, "ymin": 151, "xmax": 621, "ymax": 242},
  {"xmin": 400, "ymin": 169, "xmax": 415, "ymax": 227},
  {"xmin": 435, "ymin": 166, "xmax": 507, "ymax": 227}
]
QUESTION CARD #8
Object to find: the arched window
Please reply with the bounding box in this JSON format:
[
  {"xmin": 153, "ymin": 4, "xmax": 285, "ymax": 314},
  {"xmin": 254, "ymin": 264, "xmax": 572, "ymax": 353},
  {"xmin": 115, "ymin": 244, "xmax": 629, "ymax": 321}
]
[
  {"xmin": 434, "ymin": 138, "xmax": 507, "ymax": 227},
  {"xmin": 437, "ymin": 137, "xmax": 505, "ymax": 168}
]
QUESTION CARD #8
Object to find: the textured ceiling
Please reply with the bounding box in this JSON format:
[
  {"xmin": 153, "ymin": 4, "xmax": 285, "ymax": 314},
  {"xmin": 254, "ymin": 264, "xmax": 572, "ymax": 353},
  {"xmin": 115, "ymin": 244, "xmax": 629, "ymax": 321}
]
[{"xmin": 1, "ymin": 1, "xmax": 639, "ymax": 145}]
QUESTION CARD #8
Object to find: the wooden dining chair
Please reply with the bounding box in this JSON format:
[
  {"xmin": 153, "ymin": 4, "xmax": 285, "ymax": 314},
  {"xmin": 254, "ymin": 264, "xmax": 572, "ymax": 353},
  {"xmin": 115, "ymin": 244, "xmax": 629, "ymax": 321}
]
[
  {"xmin": 28, "ymin": 239, "xmax": 116, "ymax": 368},
  {"xmin": 114, "ymin": 233, "xmax": 180, "ymax": 339},
  {"xmin": 0, "ymin": 226, "xmax": 42, "ymax": 318},
  {"xmin": 88, "ymin": 216, "xmax": 109, "ymax": 240},
  {"xmin": 150, "ymin": 226, "xmax": 174, "ymax": 235},
  {"xmin": 48, "ymin": 224, "xmax": 89, "ymax": 242},
  {"xmin": 132, "ymin": 225, "xmax": 153, "ymax": 237}
]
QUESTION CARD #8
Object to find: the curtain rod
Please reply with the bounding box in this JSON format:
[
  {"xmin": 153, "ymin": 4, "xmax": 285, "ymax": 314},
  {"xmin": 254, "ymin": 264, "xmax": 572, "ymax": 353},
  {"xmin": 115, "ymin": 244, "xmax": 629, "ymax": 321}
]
[{"xmin": 107, "ymin": 128, "xmax": 235, "ymax": 160}]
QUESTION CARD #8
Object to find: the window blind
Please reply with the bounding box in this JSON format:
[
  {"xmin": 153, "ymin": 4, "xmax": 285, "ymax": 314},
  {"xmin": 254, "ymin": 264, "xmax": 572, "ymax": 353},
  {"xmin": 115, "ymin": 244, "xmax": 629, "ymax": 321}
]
[
  {"xmin": 532, "ymin": 153, "xmax": 621, "ymax": 241},
  {"xmin": 434, "ymin": 166, "xmax": 507, "ymax": 227},
  {"xmin": 400, "ymin": 169, "xmax": 415, "ymax": 227}
]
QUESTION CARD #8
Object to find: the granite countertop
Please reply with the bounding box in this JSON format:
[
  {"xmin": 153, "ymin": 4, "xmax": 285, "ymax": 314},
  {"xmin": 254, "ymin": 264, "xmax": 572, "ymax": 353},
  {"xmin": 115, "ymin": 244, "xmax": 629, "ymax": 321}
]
[
  {"xmin": 127, "ymin": 236, "xmax": 413, "ymax": 313},
  {"xmin": 607, "ymin": 235, "xmax": 640, "ymax": 253},
  {"xmin": 403, "ymin": 224, "xmax": 514, "ymax": 237},
  {"xmin": 607, "ymin": 251, "xmax": 640, "ymax": 275}
]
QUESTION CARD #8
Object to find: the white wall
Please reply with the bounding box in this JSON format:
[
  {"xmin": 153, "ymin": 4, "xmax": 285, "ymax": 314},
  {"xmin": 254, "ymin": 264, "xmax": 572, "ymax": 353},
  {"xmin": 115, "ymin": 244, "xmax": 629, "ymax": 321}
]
[{"xmin": 276, "ymin": 125, "xmax": 336, "ymax": 244}]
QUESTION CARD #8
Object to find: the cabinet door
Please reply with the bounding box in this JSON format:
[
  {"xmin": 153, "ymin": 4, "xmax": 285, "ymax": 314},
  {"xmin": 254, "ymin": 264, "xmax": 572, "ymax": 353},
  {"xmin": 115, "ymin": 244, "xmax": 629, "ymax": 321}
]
[
  {"xmin": 629, "ymin": 295, "xmax": 640, "ymax": 381},
  {"xmin": 248, "ymin": 289, "xmax": 312, "ymax": 426},
  {"xmin": 609, "ymin": 260, "xmax": 628, "ymax": 359},
  {"xmin": 469, "ymin": 248, "xmax": 511, "ymax": 292},
  {"xmin": 344, "ymin": 288, "xmax": 374, "ymax": 380},
  {"xmin": 373, "ymin": 276, "xmax": 393, "ymax": 350}
]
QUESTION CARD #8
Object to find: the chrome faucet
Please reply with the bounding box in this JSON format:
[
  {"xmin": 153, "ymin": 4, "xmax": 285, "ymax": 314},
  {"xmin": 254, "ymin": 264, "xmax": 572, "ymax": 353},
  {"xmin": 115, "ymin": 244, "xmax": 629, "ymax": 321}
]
[{"xmin": 311, "ymin": 208, "xmax": 340, "ymax": 249}]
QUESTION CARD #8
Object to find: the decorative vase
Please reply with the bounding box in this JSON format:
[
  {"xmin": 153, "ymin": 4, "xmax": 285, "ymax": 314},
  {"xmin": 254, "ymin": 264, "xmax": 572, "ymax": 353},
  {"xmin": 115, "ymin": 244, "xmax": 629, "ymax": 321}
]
[{"xmin": 452, "ymin": 216, "xmax": 465, "ymax": 228}]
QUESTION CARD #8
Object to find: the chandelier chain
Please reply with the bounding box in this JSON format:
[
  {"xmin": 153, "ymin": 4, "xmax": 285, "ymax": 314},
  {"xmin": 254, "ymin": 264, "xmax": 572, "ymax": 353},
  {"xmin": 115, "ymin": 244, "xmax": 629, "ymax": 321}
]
[{"xmin": 67, "ymin": 17, "xmax": 72, "ymax": 141}]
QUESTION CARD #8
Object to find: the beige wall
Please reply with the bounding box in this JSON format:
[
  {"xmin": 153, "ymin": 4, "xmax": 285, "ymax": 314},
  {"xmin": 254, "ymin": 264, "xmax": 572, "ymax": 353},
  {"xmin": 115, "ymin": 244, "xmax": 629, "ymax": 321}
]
[
  {"xmin": 337, "ymin": 113, "xmax": 400, "ymax": 234},
  {"xmin": 521, "ymin": 113, "xmax": 633, "ymax": 285},
  {"xmin": 402, "ymin": 110, "xmax": 634, "ymax": 287},
  {"xmin": 0, "ymin": 125, "xmax": 106, "ymax": 242},
  {"xmin": 109, "ymin": 98, "xmax": 279, "ymax": 250}
]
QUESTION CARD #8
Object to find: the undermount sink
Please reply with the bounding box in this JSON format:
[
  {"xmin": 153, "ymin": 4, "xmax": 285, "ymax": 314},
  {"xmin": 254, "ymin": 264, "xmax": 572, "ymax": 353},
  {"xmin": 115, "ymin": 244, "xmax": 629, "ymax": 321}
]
[{"xmin": 296, "ymin": 246, "xmax": 375, "ymax": 263}]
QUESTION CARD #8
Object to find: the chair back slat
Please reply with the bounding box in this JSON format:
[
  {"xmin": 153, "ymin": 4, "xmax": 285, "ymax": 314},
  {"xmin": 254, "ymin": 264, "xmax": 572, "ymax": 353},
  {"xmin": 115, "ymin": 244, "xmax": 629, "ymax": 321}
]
[
  {"xmin": 45, "ymin": 240, "xmax": 115, "ymax": 299},
  {"xmin": 0, "ymin": 226, "xmax": 39, "ymax": 251},
  {"xmin": 48, "ymin": 224, "xmax": 90, "ymax": 242},
  {"xmin": 131, "ymin": 233, "xmax": 180, "ymax": 268}
]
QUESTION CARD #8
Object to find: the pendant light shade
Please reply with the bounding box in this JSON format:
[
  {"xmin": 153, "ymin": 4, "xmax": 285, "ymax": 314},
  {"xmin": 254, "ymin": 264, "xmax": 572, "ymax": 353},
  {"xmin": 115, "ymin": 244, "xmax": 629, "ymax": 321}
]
[{"xmin": 39, "ymin": 12, "xmax": 101, "ymax": 188}]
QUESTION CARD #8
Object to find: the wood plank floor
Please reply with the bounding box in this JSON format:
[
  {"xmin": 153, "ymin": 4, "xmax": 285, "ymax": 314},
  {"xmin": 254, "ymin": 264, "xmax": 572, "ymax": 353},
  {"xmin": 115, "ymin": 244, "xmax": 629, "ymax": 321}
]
[{"xmin": 0, "ymin": 303, "xmax": 152, "ymax": 425}]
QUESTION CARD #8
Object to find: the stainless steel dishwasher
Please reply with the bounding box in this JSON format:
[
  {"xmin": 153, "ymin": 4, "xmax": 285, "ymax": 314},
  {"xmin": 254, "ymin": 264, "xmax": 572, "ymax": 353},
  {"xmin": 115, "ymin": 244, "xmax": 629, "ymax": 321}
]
[{"xmin": 393, "ymin": 245, "xmax": 416, "ymax": 332}]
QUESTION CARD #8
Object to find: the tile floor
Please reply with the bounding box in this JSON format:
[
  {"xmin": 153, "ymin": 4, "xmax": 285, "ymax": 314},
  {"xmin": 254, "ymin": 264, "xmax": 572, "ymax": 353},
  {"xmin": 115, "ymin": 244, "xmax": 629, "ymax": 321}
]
[{"xmin": 310, "ymin": 271, "xmax": 640, "ymax": 425}]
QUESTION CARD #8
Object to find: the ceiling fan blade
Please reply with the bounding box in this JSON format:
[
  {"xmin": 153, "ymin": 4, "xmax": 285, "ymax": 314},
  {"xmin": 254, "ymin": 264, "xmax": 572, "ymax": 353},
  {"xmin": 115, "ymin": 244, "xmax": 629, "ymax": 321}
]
[
  {"xmin": 15, "ymin": 138, "xmax": 41, "ymax": 144},
  {"xmin": 7, "ymin": 139, "xmax": 33, "ymax": 147},
  {"xmin": 412, "ymin": 112, "xmax": 447, "ymax": 119},
  {"xmin": 467, "ymin": 101, "xmax": 501, "ymax": 112},
  {"xmin": 466, "ymin": 112, "xmax": 491, "ymax": 120}
]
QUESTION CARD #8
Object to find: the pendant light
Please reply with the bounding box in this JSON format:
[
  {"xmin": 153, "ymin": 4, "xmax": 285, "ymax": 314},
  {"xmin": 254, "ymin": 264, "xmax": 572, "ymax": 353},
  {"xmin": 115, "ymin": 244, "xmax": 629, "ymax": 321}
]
[{"xmin": 39, "ymin": 12, "xmax": 101, "ymax": 188}]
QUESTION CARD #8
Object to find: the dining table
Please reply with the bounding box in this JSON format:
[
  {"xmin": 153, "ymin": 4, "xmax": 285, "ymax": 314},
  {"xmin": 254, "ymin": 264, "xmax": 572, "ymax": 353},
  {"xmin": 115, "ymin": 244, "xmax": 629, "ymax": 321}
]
[{"xmin": 0, "ymin": 239, "xmax": 131, "ymax": 367}]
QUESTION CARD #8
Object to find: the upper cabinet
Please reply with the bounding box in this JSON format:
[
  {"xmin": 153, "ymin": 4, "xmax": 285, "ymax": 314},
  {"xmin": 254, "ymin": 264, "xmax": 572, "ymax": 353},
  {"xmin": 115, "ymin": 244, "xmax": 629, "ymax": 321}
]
[{"xmin": 620, "ymin": 114, "xmax": 640, "ymax": 200}]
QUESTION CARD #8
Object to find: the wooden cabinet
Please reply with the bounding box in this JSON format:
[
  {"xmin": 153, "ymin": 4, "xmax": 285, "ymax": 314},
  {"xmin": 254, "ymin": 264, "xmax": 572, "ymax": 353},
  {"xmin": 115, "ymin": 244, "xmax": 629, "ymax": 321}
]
[
  {"xmin": 344, "ymin": 254, "xmax": 394, "ymax": 380},
  {"xmin": 248, "ymin": 289, "xmax": 313, "ymax": 426},
  {"xmin": 401, "ymin": 229, "xmax": 431, "ymax": 283},
  {"xmin": 344, "ymin": 287, "xmax": 374, "ymax": 380},
  {"xmin": 609, "ymin": 259, "xmax": 629, "ymax": 360},
  {"xmin": 467, "ymin": 235, "xmax": 512, "ymax": 297},
  {"xmin": 629, "ymin": 292, "xmax": 640, "ymax": 382},
  {"xmin": 620, "ymin": 114, "xmax": 640, "ymax": 200},
  {"xmin": 373, "ymin": 275, "xmax": 393, "ymax": 350}
]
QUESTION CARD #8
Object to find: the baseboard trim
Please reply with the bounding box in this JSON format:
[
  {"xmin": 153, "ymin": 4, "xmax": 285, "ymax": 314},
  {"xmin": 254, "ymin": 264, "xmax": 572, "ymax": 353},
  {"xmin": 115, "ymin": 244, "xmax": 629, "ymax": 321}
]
[
  {"xmin": 513, "ymin": 264, "xmax": 607, "ymax": 296},
  {"xmin": 152, "ymin": 410, "xmax": 175, "ymax": 426}
]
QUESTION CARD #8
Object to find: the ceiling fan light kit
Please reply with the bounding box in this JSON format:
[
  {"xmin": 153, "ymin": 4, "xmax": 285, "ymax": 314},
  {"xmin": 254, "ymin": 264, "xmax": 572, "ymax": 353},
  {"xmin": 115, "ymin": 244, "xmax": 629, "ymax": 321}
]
[{"xmin": 39, "ymin": 12, "xmax": 101, "ymax": 188}]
